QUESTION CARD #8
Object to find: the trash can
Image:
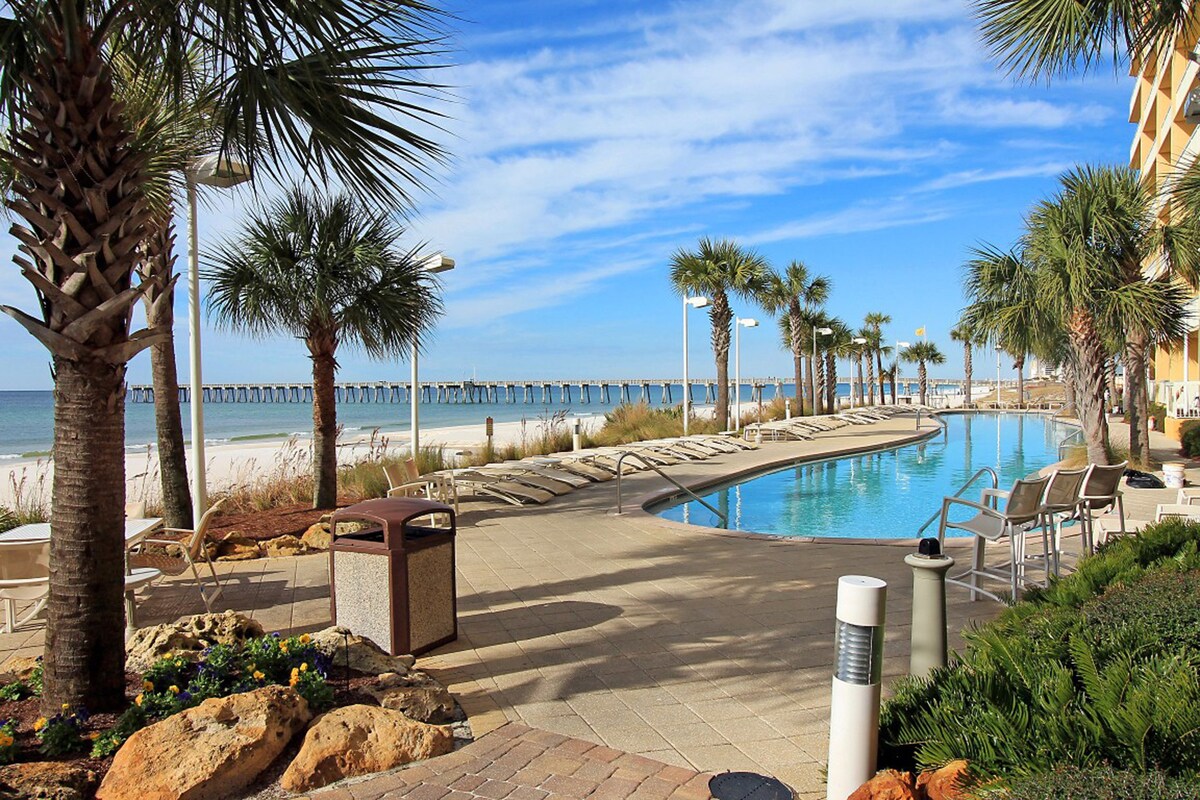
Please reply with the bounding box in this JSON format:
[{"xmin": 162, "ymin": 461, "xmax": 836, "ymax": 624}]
[{"xmin": 329, "ymin": 497, "xmax": 457, "ymax": 656}]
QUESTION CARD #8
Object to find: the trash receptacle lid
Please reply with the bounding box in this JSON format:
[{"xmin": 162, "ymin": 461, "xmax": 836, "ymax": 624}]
[{"xmin": 331, "ymin": 497, "xmax": 454, "ymax": 536}]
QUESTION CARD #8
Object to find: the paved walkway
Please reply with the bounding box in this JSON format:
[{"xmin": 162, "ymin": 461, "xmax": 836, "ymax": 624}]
[{"xmin": 4, "ymin": 410, "xmax": 1192, "ymax": 798}]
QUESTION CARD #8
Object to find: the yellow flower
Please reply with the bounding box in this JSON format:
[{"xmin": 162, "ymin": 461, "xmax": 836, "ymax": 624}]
[
  {"xmin": 299, "ymin": 663, "xmax": 308, "ymax": 672},
  {"xmin": 0, "ymin": 733, "xmax": 14, "ymax": 748},
  {"xmin": 60, "ymin": 703, "xmax": 69, "ymax": 712},
  {"xmin": 33, "ymin": 717, "xmax": 47, "ymax": 732},
  {"xmin": 253, "ymin": 671, "xmax": 265, "ymax": 681},
  {"xmin": 168, "ymin": 685, "xmax": 180, "ymax": 694},
  {"xmin": 299, "ymin": 634, "xmax": 311, "ymax": 644},
  {"xmin": 279, "ymin": 642, "xmax": 289, "ymax": 654},
  {"xmin": 142, "ymin": 680, "xmax": 154, "ymax": 691},
  {"xmin": 135, "ymin": 694, "xmax": 143, "ymax": 706},
  {"xmin": 289, "ymin": 675, "xmax": 300, "ymax": 687},
  {"xmin": 88, "ymin": 731, "xmax": 101, "ymax": 741}
]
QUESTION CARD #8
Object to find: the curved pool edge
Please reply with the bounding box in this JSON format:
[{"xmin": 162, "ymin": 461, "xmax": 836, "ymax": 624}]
[{"xmin": 615, "ymin": 415, "xmax": 949, "ymax": 545}]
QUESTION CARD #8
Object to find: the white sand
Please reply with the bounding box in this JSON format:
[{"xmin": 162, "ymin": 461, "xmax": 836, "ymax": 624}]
[{"xmin": 0, "ymin": 414, "xmax": 609, "ymax": 508}]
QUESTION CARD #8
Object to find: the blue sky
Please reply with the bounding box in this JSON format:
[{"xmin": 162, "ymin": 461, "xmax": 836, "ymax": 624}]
[{"xmin": 0, "ymin": 0, "xmax": 1135, "ymax": 389}]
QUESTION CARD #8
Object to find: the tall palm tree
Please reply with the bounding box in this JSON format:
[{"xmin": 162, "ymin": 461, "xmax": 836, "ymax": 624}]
[
  {"xmin": 950, "ymin": 321, "xmax": 978, "ymax": 409},
  {"xmin": 0, "ymin": 0, "xmax": 450, "ymax": 712},
  {"xmin": 206, "ymin": 190, "xmax": 443, "ymax": 508},
  {"xmin": 900, "ymin": 342, "xmax": 946, "ymax": 406},
  {"xmin": 864, "ymin": 311, "xmax": 892, "ymax": 404},
  {"xmin": 856, "ymin": 326, "xmax": 874, "ymax": 405},
  {"xmin": 758, "ymin": 261, "xmax": 829, "ymax": 413},
  {"xmin": 825, "ymin": 319, "xmax": 853, "ymax": 412},
  {"xmin": 882, "ymin": 360, "xmax": 900, "ymax": 408},
  {"xmin": 670, "ymin": 238, "xmax": 769, "ymax": 428}
]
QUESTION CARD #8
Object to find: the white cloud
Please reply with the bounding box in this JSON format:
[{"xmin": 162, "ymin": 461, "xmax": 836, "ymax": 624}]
[{"xmin": 916, "ymin": 161, "xmax": 1075, "ymax": 192}]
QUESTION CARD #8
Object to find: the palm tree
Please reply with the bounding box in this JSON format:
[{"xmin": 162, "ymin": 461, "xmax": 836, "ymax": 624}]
[
  {"xmin": 206, "ymin": 189, "xmax": 443, "ymax": 508},
  {"xmin": 856, "ymin": 327, "xmax": 874, "ymax": 405},
  {"xmin": 950, "ymin": 321, "xmax": 978, "ymax": 409},
  {"xmin": 864, "ymin": 311, "xmax": 892, "ymax": 404},
  {"xmin": 900, "ymin": 342, "xmax": 946, "ymax": 405},
  {"xmin": 825, "ymin": 319, "xmax": 853, "ymax": 412},
  {"xmin": 670, "ymin": 238, "xmax": 769, "ymax": 427},
  {"xmin": 0, "ymin": 0, "xmax": 449, "ymax": 712},
  {"xmin": 758, "ymin": 261, "xmax": 830, "ymax": 413}
]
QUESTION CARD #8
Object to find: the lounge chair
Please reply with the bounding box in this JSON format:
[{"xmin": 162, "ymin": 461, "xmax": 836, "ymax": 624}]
[
  {"xmin": 128, "ymin": 497, "xmax": 227, "ymax": 612},
  {"xmin": 385, "ymin": 460, "xmax": 458, "ymax": 511},
  {"xmin": 505, "ymin": 461, "xmax": 593, "ymax": 488},
  {"xmin": 938, "ymin": 475, "xmax": 1051, "ymax": 602},
  {"xmin": 445, "ymin": 469, "xmax": 556, "ymax": 505},
  {"xmin": 470, "ymin": 466, "xmax": 575, "ymax": 495},
  {"xmin": 0, "ymin": 540, "xmax": 49, "ymax": 634},
  {"xmin": 552, "ymin": 458, "xmax": 615, "ymax": 481}
]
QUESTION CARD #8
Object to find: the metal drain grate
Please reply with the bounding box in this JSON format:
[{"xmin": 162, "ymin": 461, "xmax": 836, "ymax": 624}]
[{"xmin": 708, "ymin": 771, "xmax": 794, "ymax": 800}]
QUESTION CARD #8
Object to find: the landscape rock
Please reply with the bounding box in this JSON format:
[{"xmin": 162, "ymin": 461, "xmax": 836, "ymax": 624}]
[
  {"xmin": 280, "ymin": 704, "xmax": 453, "ymax": 792},
  {"xmin": 309, "ymin": 626, "xmax": 416, "ymax": 675},
  {"xmin": 96, "ymin": 685, "xmax": 311, "ymax": 800},
  {"xmin": 0, "ymin": 761, "xmax": 98, "ymax": 800},
  {"xmin": 917, "ymin": 760, "xmax": 970, "ymax": 800},
  {"xmin": 125, "ymin": 611, "xmax": 264, "ymax": 673},
  {"xmin": 301, "ymin": 522, "xmax": 332, "ymax": 550},
  {"xmin": 848, "ymin": 770, "xmax": 918, "ymax": 800},
  {"xmin": 0, "ymin": 655, "xmax": 40, "ymax": 684},
  {"xmin": 364, "ymin": 670, "xmax": 456, "ymax": 724},
  {"xmin": 209, "ymin": 532, "xmax": 262, "ymax": 561},
  {"xmin": 265, "ymin": 534, "xmax": 309, "ymax": 558}
]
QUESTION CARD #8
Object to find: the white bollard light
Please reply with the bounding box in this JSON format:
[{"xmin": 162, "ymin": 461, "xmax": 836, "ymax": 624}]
[
  {"xmin": 573, "ymin": 418, "xmax": 583, "ymax": 452},
  {"xmin": 826, "ymin": 575, "xmax": 887, "ymax": 800}
]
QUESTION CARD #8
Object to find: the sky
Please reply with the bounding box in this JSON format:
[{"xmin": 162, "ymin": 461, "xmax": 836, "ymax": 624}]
[{"xmin": 0, "ymin": 0, "xmax": 1137, "ymax": 389}]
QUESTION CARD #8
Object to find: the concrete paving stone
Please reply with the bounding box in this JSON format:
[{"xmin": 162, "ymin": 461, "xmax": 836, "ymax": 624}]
[
  {"xmin": 478, "ymin": 763, "xmax": 519, "ymax": 781},
  {"xmin": 449, "ymin": 775, "xmax": 488, "ymax": 792},
  {"xmin": 475, "ymin": 780, "xmax": 519, "ymax": 800},
  {"xmin": 506, "ymin": 787, "xmax": 550, "ymax": 800},
  {"xmin": 404, "ymin": 784, "xmax": 452, "ymax": 800},
  {"xmin": 584, "ymin": 777, "xmax": 644, "ymax": 800},
  {"xmin": 541, "ymin": 774, "xmax": 598, "ymax": 797}
]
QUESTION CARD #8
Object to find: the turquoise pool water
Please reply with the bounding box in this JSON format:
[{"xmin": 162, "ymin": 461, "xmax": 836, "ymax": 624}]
[{"xmin": 654, "ymin": 412, "xmax": 1072, "ymax": 539}]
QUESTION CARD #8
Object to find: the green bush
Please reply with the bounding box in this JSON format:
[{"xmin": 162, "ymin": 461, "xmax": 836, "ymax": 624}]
[
  {"xmin": 974, "ymin": 766, "xmax": 1200, "ymax": 800},
  {"xmin": 1181, "ymin": 421, "xmax": 1200, "ymax": 458},
  {"xmin": 879, "ymin": 519, "xmax": 1200, "ymax": 781},
  {"xmin": 0, "ymin": 508, "xmax": 14, "ymax": 534}
]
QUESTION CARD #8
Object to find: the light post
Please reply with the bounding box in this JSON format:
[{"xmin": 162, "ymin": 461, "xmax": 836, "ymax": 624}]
[
  {"xmin": 682, "ymin": 296, "xmax": 710, "ymax": 435},
  {"xmin": 411, "ymin": 254, "xmax": 455, "ymax": 460},
  {"xmin": 995, "ymin": 345, "xmax": 1003, "ymax": 407},
  {"xmin": 187, "ymin": 153, "xmax": 251, "ymax": 528},
  {"xmin": 734, "ymin": 318, "xmax": 759, "ymax": 431},
  {"xmin": 894, "ymin": 341, "xmax": 910, "ymax": 403},
  {"xmin": 813, "ymin": 326, "xmax": 833, "ymax": 415},
  {"xmin": 850, "ymin": 337, "xmax": 867, "ymax": 408}
]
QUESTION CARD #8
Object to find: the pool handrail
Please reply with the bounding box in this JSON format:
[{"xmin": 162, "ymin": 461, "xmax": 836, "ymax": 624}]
[
  {"xmin": 916, "ymin": 466, "xmax": 999, "ymax": 537},
  {"xmin": 615, "ymin": 450, "xmax": 728, "ymax": 526}
]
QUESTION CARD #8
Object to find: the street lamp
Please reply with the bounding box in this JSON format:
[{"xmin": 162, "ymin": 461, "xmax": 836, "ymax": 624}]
[
  {"xmin": 734, "ymin": 318, "xmax": 759, "ymax": 431},
  {"xmin": 850, "ymin": 337, "xmax": 867, "ymax": 408},
  {"xmin": 995, "ymin": 344, "xmax": 1003, "ymax": 407},
  {"xmin": 411, "ymin": 253, "xmax": 455, "ymax": 460},
  {"xmin": 894, "ymin": 341, "xmax": 911, "ymax": 403},
  {"xmin": 682, "ymin": 296, "xmax": 709, "ymax": 435},
  {"xmin": 187, "ymin": 153, "xmax": 251, "ymax": 527},
  {"xmin": 812, "ymin": 326, "xmax": 833, "ymax": 415}
]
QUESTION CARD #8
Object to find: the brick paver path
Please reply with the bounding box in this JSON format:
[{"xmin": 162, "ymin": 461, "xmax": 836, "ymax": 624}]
[{"xmin": 309, "ymin": 723, "xmax": 715, "ymax": 800}]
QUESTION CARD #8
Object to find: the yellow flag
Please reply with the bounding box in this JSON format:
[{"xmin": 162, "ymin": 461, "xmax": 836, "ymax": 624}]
[{"xmin": 915, "ymin": 327, "xmax": 926, "ymax": 337}]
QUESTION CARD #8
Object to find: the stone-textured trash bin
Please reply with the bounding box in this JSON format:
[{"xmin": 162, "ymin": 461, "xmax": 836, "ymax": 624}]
[{"xmin": 329, "ymin": 497, "xmax": 457, "ymax": 656}]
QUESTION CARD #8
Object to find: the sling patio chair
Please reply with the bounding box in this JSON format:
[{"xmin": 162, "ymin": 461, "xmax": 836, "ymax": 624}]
[
  {"xmin": 127, "ymin": 498, "xmax": 226, "ymax": 612},
  {"xmin": 938, "ymin": 475, "xmax": 1051, "ymax": 603},
  {"xmin": 1037, "ymin": 466, "xmax": 1091, "ymax": 576},
  {"xmin": 1078, "ymin": 461, "xmax": 1129, "ymax": 551},
  {"xmin": 385, "ymin": 459, "xmax": 458, "ymax": 512},
  {"xmin": 0, "ymin": 540, "xmax": 49, "ymax": 634}
]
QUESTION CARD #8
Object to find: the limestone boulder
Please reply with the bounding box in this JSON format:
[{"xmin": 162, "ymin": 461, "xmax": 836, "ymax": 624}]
[
  {"xmin": 0, "ymin": 655, "xmax": 40, "ymax": 684},
  {"xmin": 126, "ymin": 611, "xmax": 264, "ymax": 673},
  {"xmin": 96, "ymin": 685, "xmax": 310, "ymax": 800},
  {"xmin": 365, "ymin": 670, "xmax": 455, "ymax": 724},
  {"xmin": 309, "ymin": 626, "xmax": 416, "ymax": 675},
  {"xmin": 917, "ymin": 760, "xmax": 970, "ymax": 800},
  {"xmin": 301, "ymin": 522, "xmax": 332, "ymax": 550},
  {"xmin": 0, "ymin": 762, "xmax": 98, "ymax": 800},
  {"xmin": 209, "ymin": 532, "xmax": 262, "ymax": 561},
  {"xmin": 280, "ymin": 704, "xmax": 453, "ymax": 792},
  {"xmin": 848, "ymin": 770, "xmax": 918, "ymax": 800},
  {"xmin": 265, "ymin": 534, "xmax": 308, "ymax": 558}
]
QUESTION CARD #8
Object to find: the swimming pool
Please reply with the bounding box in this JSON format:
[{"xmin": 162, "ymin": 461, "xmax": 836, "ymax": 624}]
[{"xmin": 653, "ymin": 412, "xmax": 1073, "ymax": 539}]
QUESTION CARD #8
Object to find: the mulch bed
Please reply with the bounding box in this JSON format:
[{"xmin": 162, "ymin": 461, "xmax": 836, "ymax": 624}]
[{"xmin": 208, "ymin": 503, "xmax": 337, "ymax": 543}]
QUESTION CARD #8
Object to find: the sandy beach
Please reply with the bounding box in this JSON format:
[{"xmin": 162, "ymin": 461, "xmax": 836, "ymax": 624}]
[{"xmin": 0, "ymin": 413, "xmax": 610, "ymax": 509}]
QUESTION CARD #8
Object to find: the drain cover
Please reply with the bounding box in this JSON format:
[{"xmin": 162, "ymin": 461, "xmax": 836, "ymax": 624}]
[{"xmin": 708, "ymin": 771, "xmax": 794, "ymax": 800}]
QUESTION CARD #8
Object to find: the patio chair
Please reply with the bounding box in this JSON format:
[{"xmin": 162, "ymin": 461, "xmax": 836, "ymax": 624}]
[
  {"xmin": 938, "ymin": 475, "xmax": 1051, "ymax": 602},
  {"xmin": 127, "ymin": 498, "xmax": 226, "ymax": 612},
  {"xmin": 385, "ymin": 460, "xmax": 458, "ymax": 511},
  {"xmin": 1078, "ymin": 461, "xmax": 1128, "ymax": 550},
  {"xmin": 0, "ymin": 540, "xmax": 49, "ymax": 634},
  {"xmin": 1039, "ymin": 466, "xmax": 1091, "ymax": 576},
  {"xmin": 444, "ymin": 469, "xmax": 556, "ymax": 505}
]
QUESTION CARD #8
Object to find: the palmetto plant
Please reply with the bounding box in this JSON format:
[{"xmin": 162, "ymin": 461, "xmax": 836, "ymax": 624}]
[
  {"xmin": 0, "ymin": 0, "xmax": 450, "ymax": 711},
  {"xmin": 758, "ymin": 260, "xmax": 829, "ymax": 414},
  {"xmin": 900, "ymin": 341, "xmax": 946, "ymax": 406},
  {"xmin": 205, "ymin": 189, "xmax": 443, "ymax": 509},
  {"xmin": 669, "ymin": 238, "xmax": 769, "ymax": 428}
]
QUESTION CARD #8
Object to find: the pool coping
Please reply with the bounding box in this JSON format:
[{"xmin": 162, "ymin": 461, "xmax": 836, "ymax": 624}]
[{"xmin": 620, "ymin": 409, "xmax": 1066, "ymax": 546}]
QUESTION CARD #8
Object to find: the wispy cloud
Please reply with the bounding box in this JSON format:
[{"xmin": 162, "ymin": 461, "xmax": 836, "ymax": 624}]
[{"xmin": 916, "ymin": 161, "xmax": 1075, "ymax": 192}]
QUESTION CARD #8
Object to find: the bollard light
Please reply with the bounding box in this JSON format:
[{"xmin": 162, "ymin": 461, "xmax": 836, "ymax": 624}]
[
  {"xmin": 827, "ymin": 575, "xmax": 887, "ymax": 800},
  {"xmin": 905, "ymin": 537, "xmax": 955, "ymax": 678},
  {"xmin": 573, "ymin": 418, "xmax": 583, "ymax": 452}
]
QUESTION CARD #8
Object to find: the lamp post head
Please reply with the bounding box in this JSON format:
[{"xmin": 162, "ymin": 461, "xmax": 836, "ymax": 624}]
[
  {"xmin": 851, "ymin": 337, "xmax": 867, "ymax": 345},
  {"xmin": 686, "ymin": 296, "xmax": 710, "ymax": 309},
  {"xmin": 816, "ymin": 327, "xmax": 833, "ymax": 336},
  {"xmin": 897, "ymin": 341, "xmax": 911, "ymax": 348},
  {"xmin": 190, "ymin": 153, "xmax": 251, "ymax": 188},
  {"xmin": 738, "ymin": 318, "xmax": 759, "ymax": 328},
  {"xmin": 422, "ymin": 253, "xmax": 456, "ymax": 274}
]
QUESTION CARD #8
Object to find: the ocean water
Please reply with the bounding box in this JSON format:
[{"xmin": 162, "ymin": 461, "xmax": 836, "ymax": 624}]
[{"xmin": 0, "ymin": 381, "xmax": 946, "ymax": 459}]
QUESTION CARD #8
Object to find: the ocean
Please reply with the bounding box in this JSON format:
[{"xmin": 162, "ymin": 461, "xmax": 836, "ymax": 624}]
[{"xmin": 0, "ymin": 381, "xmax": 940, "ymax": 459}]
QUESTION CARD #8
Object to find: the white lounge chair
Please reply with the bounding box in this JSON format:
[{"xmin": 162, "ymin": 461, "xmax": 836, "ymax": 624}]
[{"xmin": 0, "ymin": 539, "xmax": 49, "ymax": 634}]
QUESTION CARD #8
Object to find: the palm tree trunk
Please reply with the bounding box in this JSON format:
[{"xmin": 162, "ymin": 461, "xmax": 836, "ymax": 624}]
[
  {"xmin": 45, "ymin": 357, "xmax": 130, "ymax": 711},
  {"xmin": 310, "ymin": 342, "xmax": 339, "ymax": 508},
  {"xmin": 888, "ymin": 369, "xmax": 898, "ymax": 407},
  {"xmin": 963, "ymin": 344, "xmax": 973, "ymax": 409},
  {"xmin": 865, "ymin": 353, "xmax": 876, "ymax": 405},
  {"xmin": 918, "ymin": 361, "xmax": 928, "ymax": 405},
  {"xmin": 816, "ymin": 352, "xmax": 826, "ymax": 415},
  {"xmin": 825, "ymin": 352, "xmax": 837, "ymax": 411},
  {"xmin": 856, "ymin": 356, "xmax": 865, "ymax": 405},
  {"xmin": 140, "ymin": 217, "xmax": 192, "ymax": 528},
  {"xmin": 710, "ymin": 293, "xmax": 732, "ymax": 428},
  {"xmin": 1062, "ymin": 361, "xmax": 1077, "ymax": 414},
  {"xmin": 876, "ymin": 350, "xmax": 888, "ymax": 404},
  {"xmin": 1014, "ymin": 355, "xmax": 1025, "ymax": 409},
  {"xmin": 1069, "ymin": 310, "xmax": 1111, "ymax": 465},
  {"xmin": 1124, "ymin": 329, "xmax": 1152, "ymax": 467},
  {"xmin": 1106, "ymin": 359, "xmax": 1119, "ymax": 412},
  {"xmin": 790, "ymin": 313, "xmax": 804, "ymax": 407}
]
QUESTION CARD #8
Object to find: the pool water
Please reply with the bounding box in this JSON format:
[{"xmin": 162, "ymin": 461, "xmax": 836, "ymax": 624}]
[{"xmin": 654, "ymin": 412, "xmax": 1072, "ymax": 539}]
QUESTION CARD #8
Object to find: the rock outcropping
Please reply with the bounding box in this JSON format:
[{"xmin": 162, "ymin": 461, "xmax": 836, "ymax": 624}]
[{"xmin": 125, "ymin": 611, "xmax": 264, "ymax": 672}]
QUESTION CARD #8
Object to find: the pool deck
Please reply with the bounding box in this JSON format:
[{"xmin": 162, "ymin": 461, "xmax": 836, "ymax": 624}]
[{"xmin": 1, "ymin": 409, "xmax": 1193, "ymax": 798}]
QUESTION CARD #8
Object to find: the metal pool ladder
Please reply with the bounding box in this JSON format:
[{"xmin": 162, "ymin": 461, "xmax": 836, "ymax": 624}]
[
  {"xmin": 614, "ymin": 450, "xmax": 728, "ymax": 526},
  {"xmin": 915, "ymin": 466, "xmax": 999, "ymax": 538}
]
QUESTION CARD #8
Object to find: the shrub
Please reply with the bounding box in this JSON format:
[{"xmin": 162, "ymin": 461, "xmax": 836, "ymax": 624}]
[
  {"xmin": 975, "ymin": 766, "xmax": 1200, "ymax": 800},
  {"xmin": 35, "ymin": 706, "xmax": 86, "ymax": 757},
  {"xmin": 0, "ymin": 720, "xmax": 17, "ymax": 764},
  {"xmin": 90, "ymin": 705, "xmax": 146, "ymax": 758},
  {"xmin": 1181, "ymin": 421, "xmax": 1200, "ymax": 458},
  {"xmin": 878, "ymin": 519, "xmax": 1200, "ymax": 781}
]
